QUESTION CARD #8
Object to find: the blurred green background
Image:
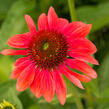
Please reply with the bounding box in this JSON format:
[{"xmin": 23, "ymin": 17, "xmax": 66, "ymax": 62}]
[{"xmin": 0, "ymin": 0, "xmax": 109, "ymax": 109}]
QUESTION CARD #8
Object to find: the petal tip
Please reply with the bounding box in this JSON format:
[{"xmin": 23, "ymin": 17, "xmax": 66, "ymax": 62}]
[
  {"xmin": 60, "ymin": 99, "xmax": 66, "ymax": 105},
  {"xmin": 97, "ymin": 62, "xmax": 99, "ymax": 65},
  {"xmin": 49, "ymin": 6, "xmax": 54, "ymax": 10},
  {"xmin": 86, "ymin": 77, "xmax": 92, "ymax": 82},
  {"xmin": 92, "ymin": 73, "xmax": 97, "ymax": 79},
  {"xmin": 82, "ymin": 87, "xmax": 85, "ymax": 90},
  {"xmin": 16, "ymin": 85, "xmax": 23, "ymax": 92},
  {"xmin": 48, "ymin": 6, "xmax": 56, "ymax": 14},
  {"xmin": 45, "ymin": 98, "xmax": 52, "ymax": 103},
  {"xmin": 87, "ymin": 24, "xmax": 92, "ymax": 32},
  {"xmin": 24, "ymin": 15, "xmax": 30, "ymax": 22},
  {"xmin": 30, "ymin": 87, "xmax": 42, "ymax": 98},
  {"xmin": 1, "ymin": 50, "xmax": 7, "ymax": 55},
  {"xmin": 94, "ymin": 60, "xmax": 99, "ymax": 65},
  {"xmin": 24, "ymin": 14, "xmax": 37, "ymax": 33},
  {"xmin": 1, "ymin": 50, "xmax": 4, "ymax": 55},
  {"xmin": 24, "ymin": 14, "xmax": 29, "ymax": 19},
  {"xmin": 78, "ymin": 83, "xmax": 85, "ymax": 90},
  {"xmin": 11, "ymin": 74, "xmax": 15, "ymax": 79},
  {"xmin": 88, "ymin": 24, "xmax": 92, "ymax": 28}
]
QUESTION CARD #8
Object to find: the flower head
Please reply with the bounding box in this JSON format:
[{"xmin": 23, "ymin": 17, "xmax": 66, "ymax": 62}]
[
  {"xmin": 1, "ymin": 7, "xmax": 98, "ymax": 105},
  {"xmin": 0, "ymin": 99, "xmax": 16, "ymax": 109}
]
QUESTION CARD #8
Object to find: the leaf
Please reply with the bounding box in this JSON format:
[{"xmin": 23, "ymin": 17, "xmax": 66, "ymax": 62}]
[
  {"xmin": 0, "ymin": 0, "xmax": 36, "ymax": 50},
  {"xmin": 93, "ymin": 53, "xmax": 109, "ymax": 105},
  {"xmin": 83, "ymin": 78, "xmax": 100, "ymax": 97},
  {"xmin": 0, "ymin": 80, "xmax": 17, "ymax": 94},
  {"xmin": 19, "ymin": 89, "xmax": 76, "ymax": 109},
  {"xmin": 98, "ymin": 52, "xmax": 109, "ymax": 90},
  {"xmin": 0, "ymin": 80, "xmax": 22, "ymax": 109},
  {"xmin": 0, "ymin": 88, "xmax": 23, "ymax": 109},
  {"xmin": 0, "ymin": 55, "xmax": 14, "ymax": 83},
  {"xmin": 27, "ymin": 104, "xmax": 41, "ymax": 109},
  {"xmin": 18, "ymin": 90, "xmax": 37, "ymax": 109},
  {"xmin": 100, "ymin": 88, "xmax": 109, "ymax": 98},
  {"xmin": 38, "ymin": 102, "xmax": 77, "ymax": 109},
  {"xmin": 76, "ymin": 2, "xmax": 109, "ymax": 32},
  {"xmin": 0, "ymin": 0, "xmax": 17, "ymax": 20},
  {"xmin": 97, "ymin": 102, "xmax": 109, "ymax": 109}
]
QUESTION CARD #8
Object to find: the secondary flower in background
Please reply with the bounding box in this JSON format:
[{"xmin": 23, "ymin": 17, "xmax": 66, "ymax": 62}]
[
  {"xmin": 0, "ymin": 99, "xmax": 16, "ymax": 109},
  {"xmin": 1, "ymin": 6, "xmax": 99, "ymax": 105}
]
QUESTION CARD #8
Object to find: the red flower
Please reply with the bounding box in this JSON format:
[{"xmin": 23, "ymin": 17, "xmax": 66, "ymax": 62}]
[{"xmin": 1, "ymin": 7, "xmax": 98, "ymax": 105}]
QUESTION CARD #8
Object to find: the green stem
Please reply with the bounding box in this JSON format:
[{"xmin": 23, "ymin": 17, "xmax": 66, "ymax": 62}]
[
  {"xmin": 68, "ymin": 0, "xmax": 76, "ymax": 21},
  {"xmin": 68, "ymin": 1, "xmax": 95, "ymax": 108},
  {"xmin": 86, "ymin": 87, "xmax": 94, "ymax": 109},
  {"xmin": 67, "ymin": 0, "xmax": 84, "ymax": 109},
  {"xmin": 67, "ymin": 80, "xmax": 84, "ymax": 109},
  {"xmin": 67, "ymin": 1, "xmax": 84, "ymax": 108}
]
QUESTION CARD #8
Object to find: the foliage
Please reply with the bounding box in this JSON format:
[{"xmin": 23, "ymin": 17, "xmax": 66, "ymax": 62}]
[{"xmin": 0, "ymin": 0, "xmax": 109, "ymax": 109}]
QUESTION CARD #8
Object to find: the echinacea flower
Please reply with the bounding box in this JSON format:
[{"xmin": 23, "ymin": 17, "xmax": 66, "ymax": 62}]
[
  {"xmin": 0, "ymin": 100, "xmax": 16, "ymax": 109},
  {"xmin": 1, "ymin": 6, "xmax": 99, "ymax": 105}
]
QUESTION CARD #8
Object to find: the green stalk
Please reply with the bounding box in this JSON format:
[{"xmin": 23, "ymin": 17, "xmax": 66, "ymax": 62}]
[
  {"xmin": 68, "ymin": 0, "xmax": 76, "ymax": 21},
  {"xmin": 68, "ymin": 1, "xmax": 96, "ymax": 109},
  {"xmin": 68, "ymin": 0, "xmax": 84, "ymax": 109},
  {"xmin": 86, "ymin": 87, "xmax": 94, "ymax": 109},
  {"xmin": 67, "ymin": 81, "xmax": 84, "ymax": 109}
]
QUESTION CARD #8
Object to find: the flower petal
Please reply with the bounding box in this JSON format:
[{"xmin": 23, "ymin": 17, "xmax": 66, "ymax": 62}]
[
  {"xmin": 17, "ymin": 64, "xmax": 35, "ymax": 91},
  {"xmin": 41, "ymin": 69, "xmax": 55, "ymax": 102},
  {"xmin": 68, "ymin": 51, "xmax": 99, "ymax": 65},
  {"xmin": 59, "ymin": 64, "xmax": 91, "ymax": 83},
  {"xmin": 59, "ymin": 66, "xmax": 84, "ymax": 89},
  {"xmin": 11, "ymin": 60, "xmax": 31, "ymax": 79},
  {"xmin": 63, "ymin": 22, "xmax": 92, "ymax": 39},
  {"xmin": 48, "ymin": 6, "xmax": 58, "ymax": 30},
  {"xmin": 38, "ymin": 13, "xmax": 49, "ymax": 31},
  {"xmin": 25, "ymin": 15, "xmax": 37, "ymax": 33},
  {"xmin": 1, "ymin": 49, "xmax": 28, "ymax": 55},
  {"xmin": 8, "ymin": 33, "xmax": 31, "ymax": 48},
  {"xmin": 67, "ymin": 71, "xmax": 91, "ymax": 83},
  {"xmin": 56, "ymin": 18, "xmax": 69, "ymax": 32},
  {"xmin": 65, "ymin": 59, "xmax": 97, "ymax": 78},
  {"xmin": 14, "ymin": 57, "xmax": 29, "ymax": 66},
  {"xmin": 68, "ymin": 38, "xmax": 97, "ymax": 54},
  {"xmin": 30, "ymin": 68, "xmax": 42, "ymax": 98},
  {"xmin": 53, "ymin": 69, "xmax": 67, "ymax": 105}
]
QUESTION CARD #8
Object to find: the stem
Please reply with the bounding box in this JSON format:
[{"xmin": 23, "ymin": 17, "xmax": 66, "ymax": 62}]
[
  {"xmin": 86, "ymin": 87, "xmax": 94, "ymax": 109},
  {"xmin": 67, "ymin": 80, "xmax": 84, "ymax": 109},
  {"xmin": 67, "ymin": 1, "xmax": 84, "ymax": 108},
  {"xmin": 68, "ymin": 1, "xmax": 96, "ymax": 109},
  {"xmin": 68, "ymin": 0, "xmax": 76, "ymax": 21}
]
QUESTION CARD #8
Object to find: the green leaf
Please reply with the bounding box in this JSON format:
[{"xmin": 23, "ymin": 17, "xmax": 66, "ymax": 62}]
[
  {"xmin": 27, "ymin": 104, "xmax": 41, "ymax": 109},
  {"xmin": 0, "ymin": 88, "xmax": 23, "ymax": 109},
  {"xmin": 0, "ymin": 80, "xmax": 22, "ymax": 109},
  {"xmin": 0, "ymin": 55, "xmax": 14, "ymax": 83},
  {"xmin": 19, "ymin": 89, "xmax": 76, "ymax": 109},
  {"xmin": 0, "ymin": 0, "xmax": 36, "ymax": 50},
  {"xmin": 98, "ymin": 52, "xmax": 109, "ymax": 90},
  {"xmin": 76, "ymin": 2, "xmax": 109, "ymax": 32},
  {"xmin": 0, "ymin": 0, "xmax": 17, "ymax": 20},
  {"xmin": 18, "ymin": 90, "xmax": 37, "ymax": 109},
  {"xmin": 84, "ymin": 79, "xmax": 100, "ymax": 97},
  {"xmin": 97, "ymin": 102, "xmax": 109, "ymax": 109},
  {"xmin": 0, "ymin": 80, "xmax": 17, "ymax": 94},
  {"xmin": 100, "ymin": 88, "xmax": 109, "ymax": 98},
  {"xmin": 38, "ymin": 102, "xmax": 77, "ymax": 109}
]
